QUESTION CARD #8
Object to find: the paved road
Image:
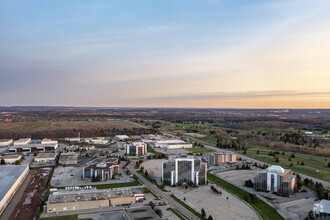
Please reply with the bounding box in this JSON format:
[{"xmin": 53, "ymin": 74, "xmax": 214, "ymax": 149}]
[{"xmin": 128, "ymin": 163, "xmax": 199, "ymax": 220}]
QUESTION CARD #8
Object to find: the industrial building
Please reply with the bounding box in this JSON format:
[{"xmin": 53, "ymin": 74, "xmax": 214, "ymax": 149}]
[
  {"xmin": 0, "ymin": 165, "xmax": 29, "ymax": 216},
  {"xmin": 115, "ymin": 135, "xmax": 129, "ymax": 141},
  {"xmin": 124, "ymin": 142, "xmax": 147, "ymax": 156},
  {"xmin": 46, "ymin": 187, "xmax": 144, "ymax": 213},
  {"xmin": 35, "ymin": 152, "xmax": 57, "ymax": 163},
  {"xmin": 0, "ymin": 155, "xmax": 22, "ymax": 164},
  {"xmin": 153, "ymin": 139, "xmax": 192, "ymax": 149},
  {"xmin": 83, "ymin": 158, "xmax": 119, "ymax": 180},
  {"xmin": 162, "ymin": 155, "xmax": 207, "ymax": 186},
  {"xmin": 0, "ymin": 139, "xmax": 13, "ymax": 147},
  {"xmin": 58, "ymin": 152, "xmax": 79, "ymax": 165},
  {"xmin": 8, "ymin": 138, "xmax": 58, "ymax": 153},
  {"xmin": 254, "ymin": 165, "xmax": 297, "ymax": 195},
  {"xmin": 313, "ymin": 199, "xmax": 330, "ymax": 220},
  {"xmin": 207, "ymin": 152, "xmax": 236, "ymax": 165}
]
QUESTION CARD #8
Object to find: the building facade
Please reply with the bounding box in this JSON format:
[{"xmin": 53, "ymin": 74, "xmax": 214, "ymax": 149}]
[
  {"xmin": 207, "ymin": 152, "xmax": 236, "ymax": 166},
  {"xmin": 162, "ymin": 155, "xmax": 207, "ymax": 186},
  {"xmin": 83, "ymin": 158, "xmax": 119, "ymax": 181},
  {"xmin": 125, "ymin": 142, "xmax": 147, "ymax": 156},
  {"xmin": 9, "ymin": 138, "xmax": 58, "ymax": 153},
  {"xmin": 254, "ymin": 165, "xmax": 297, "ymax": 195}
]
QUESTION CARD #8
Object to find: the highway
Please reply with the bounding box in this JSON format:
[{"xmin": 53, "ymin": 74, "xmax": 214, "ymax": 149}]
[{"xmin": 128, "ymin": 163, "xmax": 200, "ymax": 220}]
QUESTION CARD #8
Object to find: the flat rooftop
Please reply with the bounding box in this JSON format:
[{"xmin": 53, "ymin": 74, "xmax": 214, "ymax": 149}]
[
  {"xmin": 36, "ymin": 152, "xmax": 56, "ymax": 159},
  {"xmin": 124, "ymin": 206, "xmax": 161, "ymax": 220},
  {"xmin": 0, "ymin": 165, "xmax": 28, "ymax": 201},
  {"xmin": 48, "ymin": 188, "xmax": 142, "ymax": 204}
]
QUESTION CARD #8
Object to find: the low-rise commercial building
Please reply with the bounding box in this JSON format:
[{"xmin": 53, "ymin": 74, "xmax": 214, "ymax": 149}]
[
  {"xmin": 9, "ymin": 139, "xmax": 58, "ymax": 153},
  {"xmin": 35, "ymin": 152, "xmax": 57, "ymax": 163},
  {"xmin": 58, "ymin": 152, "xmax": 78, "ymax": 165},
  {"xmin": 0, "ymin": 155, "xmax": 22, "ymax": 164},
  {"xmin": 162, "ymin": 155, "xmax": 207, "ymax": 186},
  {"xmin": 313, "ymin": 199, "xmax": 330, "ymax": 220},
  {"xmin": 46, "ymin": 188, "xmax": 144, "ymax": 213},
  {"xmin": 0, "ymin": 165, "xmax": 29, "ymax": 216},
  {"xmin": 0, "ymin": 139, "xmax": 13, "ymax": 147},
  {"xmin": 254, "ymin": 165, "xmax": 297, "ymax": 195},
  {"xmin": 83, "ymin": 158, "xmax": 119, "ymax": 181},
  {"xmin": 125, "ymin": 142, "xmax": 147, "ymax": 156}
]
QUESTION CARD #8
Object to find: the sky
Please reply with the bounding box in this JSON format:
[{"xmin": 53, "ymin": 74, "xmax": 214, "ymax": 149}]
[{"xmin": 1, "ymin": 0, "xmax": 330, "ymax": 108}]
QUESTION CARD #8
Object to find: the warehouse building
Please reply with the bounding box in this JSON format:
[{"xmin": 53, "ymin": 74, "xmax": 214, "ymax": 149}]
[
  {"xmin": 254, "ymin": 165, "xmax": 297, "ymax": 195},
  {"xmin": 46, "ymin": 188, "xmax": 144, "ymax": 213},
  {"xmin": 0, "ymin": 165, "xmax": 29, "ymax": 216},
  {"xmin": 124, "ymin": 142, "xmax": 147, "ymax": 156},
  {"xmin": 153, "ymin": 139, "xmax": 192, "ymax": 149},
  {"xmin": 35, "ymin": 152, "xmax": 57, "ymax": 163},
  {"xmin": 83, "ymin": 158, "xmax": 119, "ymax": 181},
  {"xmin": 162, "ymin": 155, "xmax": 207, "ymax": 186},
  {"xmin": 0, "ymin": 139, "xmax": 13, "ymax": 147},
  {"xmin": 58, "ymin": 152, "xmax": 78, "ymax": 165},
  {"xmin": 9, "ymin": 138, "xmax": 58, "ymax": 153},
  {"xmin": 0, "ymin": 155, "xmax": 22, "ymax": 164}
]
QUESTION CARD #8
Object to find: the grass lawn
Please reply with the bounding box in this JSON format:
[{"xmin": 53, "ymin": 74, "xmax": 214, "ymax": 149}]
[
  {"xmin": 40, "ymin": 214, "xmax": 92, "ymax": 220},
  {"xmin": 207, "ymin": 173, "xmax": 284, "ymax": 220},
  {"xmin": 237, "ymin": 147, "xmax": 330, "ymax": 182},
  {"xmin": 56, "ymin": 180, "xmax": 141, "ymax": 190},
  {"xmin": 186, "ymin": 147, "xmax": 216, "ymax": 154}
]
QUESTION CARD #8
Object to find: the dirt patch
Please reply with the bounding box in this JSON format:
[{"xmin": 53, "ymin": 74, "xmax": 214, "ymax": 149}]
[{"xmin": 9, "ymin": 168, "xmax": 52, "ymax": 220}]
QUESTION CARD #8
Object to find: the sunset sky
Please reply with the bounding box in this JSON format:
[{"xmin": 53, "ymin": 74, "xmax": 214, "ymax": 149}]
[{"xmin": 1, "ymin": 0, "xmax": 330, "ymax": 108}]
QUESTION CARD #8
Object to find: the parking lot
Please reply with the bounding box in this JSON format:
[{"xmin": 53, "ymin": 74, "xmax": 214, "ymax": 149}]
[
  {"xmin": 214, "ymin": 169, "xmax": 317, "ymax": 220},
  {"xmin": 51, "ymin": 161, "xmax": 134, "ymax": 187},
  {"xmin": 168, "ymin": 185, "xmax": 259, "ymax": 220},
  {"xmin": 140, "ymin": 159, "xmax": 165, "ymax": 184}
]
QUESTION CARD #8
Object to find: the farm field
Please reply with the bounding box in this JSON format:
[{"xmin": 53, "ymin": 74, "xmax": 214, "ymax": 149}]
[{"xmin": 0, "ymin": 120, "xmax": 141, "ymax": 139}]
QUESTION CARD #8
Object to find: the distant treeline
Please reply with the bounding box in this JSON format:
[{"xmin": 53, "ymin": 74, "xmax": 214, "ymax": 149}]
[{"xmin": 0, "ymin": 127, "xmax": 155, "ymax": 140}]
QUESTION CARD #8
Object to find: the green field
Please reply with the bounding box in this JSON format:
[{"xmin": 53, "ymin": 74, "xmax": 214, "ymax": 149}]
[
  {"xmin": 236, "ymin": 147, "xmax": 330, "ymax": 182},
  {"xmin": 207, "ymin": 173, "xmax": 284, "ymax": 220}
]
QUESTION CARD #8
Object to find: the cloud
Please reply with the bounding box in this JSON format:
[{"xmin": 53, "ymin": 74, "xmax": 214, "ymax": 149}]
[{"xmin": 145, "ymin": 90, "xmax": 330, "ymax": 102}]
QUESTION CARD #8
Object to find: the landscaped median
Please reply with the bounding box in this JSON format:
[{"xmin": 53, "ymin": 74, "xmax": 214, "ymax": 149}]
[
  {"xmin": 137, "ymin": 170, "xmax": 167, "ymax": 192},
  {"xmin": 207, "ymin": 173, "xmax": 284, "ymax": 220},
  {"xmin": 54, "ymin": 180, "xmax": 142, "ymax": 190}
]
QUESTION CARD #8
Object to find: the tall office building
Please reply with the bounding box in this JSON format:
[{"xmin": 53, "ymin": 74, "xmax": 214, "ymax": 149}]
[
  {"xmin": 162, "ymin": 155, "xmax": 207, "ymax": 186},
  {"xmin": 254, "ymin": 165, "xmax": 297, "ymax": 195},
  {"xmin": 124, "ymin": 142, "xmax": 147, "ymax": 156}
]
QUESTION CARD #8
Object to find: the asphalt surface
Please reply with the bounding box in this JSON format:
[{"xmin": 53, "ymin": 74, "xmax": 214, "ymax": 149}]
[{"xmin": 128, "ymin": 163, "xmax": 199, "ymax": 220}]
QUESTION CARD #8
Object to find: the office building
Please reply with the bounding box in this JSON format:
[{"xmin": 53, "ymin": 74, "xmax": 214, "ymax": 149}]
[
  {"xmin": 83, "ymin": 158, "xmax": 119, "ymax": 180},
  {"xmin": 162, "ymin": 155, "xmax": 207, "ymax": 186},
  {"xmin": 35, "ymin": 152, "xmax": 57, "ymax": 163},
  {"xmin": 0, "ymin": 155, "xmax": 22, "ymax": 164},
  {"xmin": 254, "ymin": 165, "xmax": 297, "ymax": 195},
  {"xmin": 154, "ymin": 139, "xmax": 193, "ymax": 149},
  {"xmin": 207, "ymin": 152, "xmax": 236, "ymax": 166},
  {"xmin": 58, "ymin": 152, "xmax": 78, "ymax": 165},
  {"xmin": 124, "ymin": 142, "xmax": 147, "ymax": 156}
]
